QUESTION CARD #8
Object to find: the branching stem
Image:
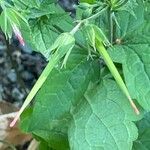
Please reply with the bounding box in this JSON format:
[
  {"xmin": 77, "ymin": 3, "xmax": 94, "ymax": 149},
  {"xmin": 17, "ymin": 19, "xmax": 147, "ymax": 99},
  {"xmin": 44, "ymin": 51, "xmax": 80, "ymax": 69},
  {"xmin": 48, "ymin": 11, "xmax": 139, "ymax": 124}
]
[
  {"xmin": 70, "ymin": 6, "xmax": 108, "ymax": 35},
  {"xmin": 110, "ymin": 11, "xmax": 114, "ymax": 43}
]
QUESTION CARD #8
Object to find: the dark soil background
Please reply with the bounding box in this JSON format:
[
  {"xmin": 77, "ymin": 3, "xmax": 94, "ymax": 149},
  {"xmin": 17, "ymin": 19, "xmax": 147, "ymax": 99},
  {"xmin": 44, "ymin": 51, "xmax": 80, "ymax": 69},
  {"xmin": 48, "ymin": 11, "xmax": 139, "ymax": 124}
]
[{"xmin": 0, "ymin": 34, "xmax": 47, "ymax": 105}]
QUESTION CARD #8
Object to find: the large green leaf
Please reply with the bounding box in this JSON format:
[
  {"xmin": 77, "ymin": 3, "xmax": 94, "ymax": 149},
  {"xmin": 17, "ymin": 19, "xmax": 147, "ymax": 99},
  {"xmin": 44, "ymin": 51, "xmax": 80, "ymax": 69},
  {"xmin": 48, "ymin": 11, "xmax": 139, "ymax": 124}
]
[
  {"xmin": 95, "ymin": 0, "xmax": 144, "ymax": 41},
  {"xmin": 68, "ymin": 79, "xmax": 138, "ymax": 150},
  {"xmin": 115, "ymin": 0, "xmax": 145, "ymax": 38},
  {"xmin": 133, "ymin": 112, "xmax": 150, "ymax": 150},
  {"xmin": 108, "ymin": 44, "xmax": 150, "ymax": 111},
  {"xmin": 20, "ymin": 48, "xmax": 100, "ymax": 150},
  {"xmin": 20, "ymin": 50, "xmax": 142, "ymax": 150},
  {"xmin": 125, "ymin": 21, "xmax": 150, "ymax": 44},
  {"xmin": 120, "ymin": 2, "xmax": 150, "ymax": 45},
  {"xmin": 29, "ymin": 19, "xmax": 58, "ymax": 58},
  {"xmin": 144, "ymin": 0, "xmax": 150, "ymax": 20}
]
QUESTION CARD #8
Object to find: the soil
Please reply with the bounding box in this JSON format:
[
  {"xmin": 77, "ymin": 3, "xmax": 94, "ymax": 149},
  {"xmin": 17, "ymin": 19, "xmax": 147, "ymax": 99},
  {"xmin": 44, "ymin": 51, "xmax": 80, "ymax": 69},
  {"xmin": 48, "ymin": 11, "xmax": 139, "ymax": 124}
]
[{"xmin": 0, "ymin": 33, "xmax": 47, "ymax": 107}]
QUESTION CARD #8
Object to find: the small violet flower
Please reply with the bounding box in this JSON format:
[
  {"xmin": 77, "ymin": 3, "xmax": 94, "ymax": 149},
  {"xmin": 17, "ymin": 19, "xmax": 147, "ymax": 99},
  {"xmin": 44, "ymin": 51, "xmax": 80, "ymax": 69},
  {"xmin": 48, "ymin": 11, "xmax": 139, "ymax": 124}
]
[{"xmin": 12, "ymin": 24, "xmax": 25, "ymax": 46}]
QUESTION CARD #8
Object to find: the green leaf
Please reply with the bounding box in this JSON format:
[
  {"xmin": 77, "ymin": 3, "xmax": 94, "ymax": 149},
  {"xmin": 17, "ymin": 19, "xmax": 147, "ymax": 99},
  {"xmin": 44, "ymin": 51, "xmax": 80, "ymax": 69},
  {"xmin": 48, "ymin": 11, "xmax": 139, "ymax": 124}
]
[
  {"xmin": 108, "ymin": 44, "xmax": 150, "ymax": 111},
  {"xmin": 13, "ymin": 0, "xmax": 87, "ymax": 55},
  {"xmin": 20, "ymin": 48, "xmax": 142, "ymax": 150},
  {"xmin": 15, "ymin": 2, "xmax": 75, "ymax": 58},
  {"xmin": 13, "ymin": 0, "xmax": 44, "ymax": 9},
  {"xmin": 0, "ymin": 4, "xmax": 29, "ymax": 39},
  {"xmin": 144, "ymin": 1, "xmax": 150, "ymax": 20},
  {"xmin": 20, "ymin": 48, "xmax": 100, "ymax": 150},
  {"xmin": 28, "ymin": 3, "xmax": 63, "ymax": 19},
  {"xmin": 115, "ymin": 0, "xmax": 145, "ymax": 38},
  {"xmin": 0, "ymin": 10, "xmax": 12, "ymax": 38},
  {"xmin": 0, "ymin": 8, "xmax": 21, "ymax": 38},
  {"xmin": 39, "ymin": 141, "xmax": 53, "ymax": 150},
  {"xmin": 111, "ymin": 0, "xmax": 138, "ymax": 15},
  {"xmin": 125, "ymin": 21, "xmax": 150, "ymax": 44},
  {"xmin": 19, "ymin": 107, "xmax": 33, "ymax": 132},
  {"xmin": 133, "ymin": 112, "xmax": 150, "ymax": 150},
  {"xmin": 29, "ymin": 19, "xmax": 58, "ymax": 58},
  {"xmin": 13, "ymin": 0, "xmax": 68, "ymax": 21},
  {"xmin": 68, "ymin": 79, "xmax": 138, "ymax": 150}
]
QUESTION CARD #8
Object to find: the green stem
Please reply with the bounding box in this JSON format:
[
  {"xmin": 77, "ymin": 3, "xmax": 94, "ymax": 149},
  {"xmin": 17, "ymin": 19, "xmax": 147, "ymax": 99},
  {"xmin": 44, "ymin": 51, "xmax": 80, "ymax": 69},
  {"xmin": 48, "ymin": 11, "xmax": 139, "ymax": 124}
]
[
  {"xmin": 52, "ymin": 25, "xmax": 85, "ymax": 49},
  {"xmin": 84, "ymin": 6, "xmax": 108, "ymax": 21},
  {"xmin": 109, "ymin": 11, "xmax": 114, "ymax": 43},
  {"xmin": 70, "ymin": 22, "xmax": 82, "ymax": 35},
  {"xmin": 71, "ymin": 5, "xmax": 108, "ymax": 32},
  {"xmin": 96, "ymin": 40, "xmax": 139, "ymax": 114}
]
